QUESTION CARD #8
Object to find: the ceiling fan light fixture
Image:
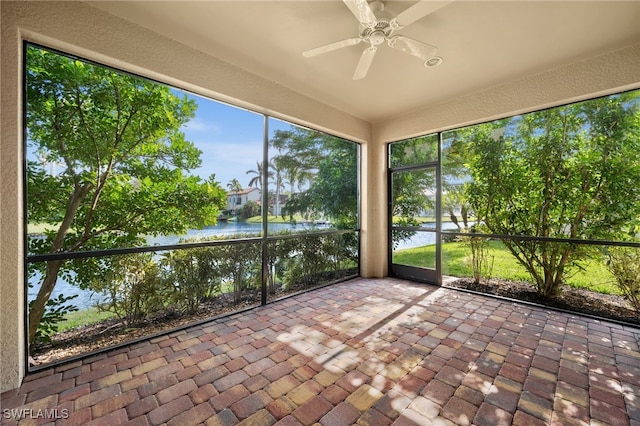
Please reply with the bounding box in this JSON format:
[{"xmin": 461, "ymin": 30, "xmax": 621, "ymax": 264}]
[
  {"xmin": 304, "ymin": 0, "xmax": 449, "ymax": 79},
  {"xmin": 424, "ymin": 56, "xmax": 443, "ymax": 68}
]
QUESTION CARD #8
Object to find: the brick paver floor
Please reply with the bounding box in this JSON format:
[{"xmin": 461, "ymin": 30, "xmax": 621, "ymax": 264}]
[{"xmin": 2, "ymin": 278, "xmax": 639, "ymax": 425}]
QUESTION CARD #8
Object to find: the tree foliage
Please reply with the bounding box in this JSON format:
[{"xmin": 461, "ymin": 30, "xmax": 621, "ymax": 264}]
[
  {"xmin": 26, "ymin": 46, "xmax": 226, "ymax": 343},
  {"xmin": 90, "ymin": 253, "xmax": 166, "ymax": 325},
  {"xmin": 246, "ymin": 161, "xmax": 270, "ymax": 191},
  {"xmin": 226, "ymin": 178, "xmax": 243, "ymax": 214},
  {"xmin": 442, "ymin": 133, "xmax": 473, "ymax": 230},
  {"xmin": 461, "ymin": 92, "xmax": 640, "ymax": 296},
  {"xmin": 239, "ymin": 200, "xmax": 261, "ymax": 219},
  {"xmin": 605, "ymin": 246, "xmax": 640, "ymax": 313},
  {"xmin": 270, "ymin": 127, "xmax": 358, "ymax": 228}
]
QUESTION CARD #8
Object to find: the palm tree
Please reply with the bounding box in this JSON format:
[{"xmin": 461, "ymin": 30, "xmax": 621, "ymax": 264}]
[
  {"xmin": 269, "ymin": 158, "xmax": 286, "ymax": 216},
  {"xmin": 277, "ymin": 156, "xmax": 313, "ymax": 197},
  {"xmin": 285, "ymin": 163, "xmax": 301, "ymax": 198},
  {"xmin": 227, "ymin": 178, "xmax": 243, "ymax": 214},
  {"xmin": 246, "ymin": 161, "xmax": 272, "ymax": 191},
  {"xmin": 442, "ymin": 190, "xmax": 470, "ymax": 230}
]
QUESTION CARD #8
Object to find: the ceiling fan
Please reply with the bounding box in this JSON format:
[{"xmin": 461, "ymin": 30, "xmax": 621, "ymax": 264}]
[{"xmin": 303, "ymin": 0, "xmax": 452, "ymax": 80}]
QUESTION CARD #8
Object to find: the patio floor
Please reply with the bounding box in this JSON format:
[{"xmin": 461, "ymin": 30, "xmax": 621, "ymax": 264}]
[{"xmin": 2, "ymin": 277, "xmax": 639, "ymax": 426}]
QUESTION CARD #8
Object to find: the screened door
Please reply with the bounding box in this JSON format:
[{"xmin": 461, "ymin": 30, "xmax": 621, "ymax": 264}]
[{"xmin": 388, "ymin": 136, "xmax": 441, "ymax": 284}]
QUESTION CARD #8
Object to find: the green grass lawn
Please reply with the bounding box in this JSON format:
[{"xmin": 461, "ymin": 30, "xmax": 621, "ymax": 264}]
[
  {"xmin": 394, "ymin": 240, "xmax": 620, "ymax": 295},
  {"xmin": 246, "ymin": 215, "xmax": 306, "ymax": 224},
  {"xmin": 27, "ymin": 222, "xmax": 60, "ymax": 234},
  {"xmin": 60, "ymin": 307, "xmax": 116, "ymax": 332}
]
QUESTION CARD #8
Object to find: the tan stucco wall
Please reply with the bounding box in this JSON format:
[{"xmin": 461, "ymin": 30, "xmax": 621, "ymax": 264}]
[
  {"xmin": 359, "ymin": 139, "xmax": 388, "ymax": 278},
  {"xmin": 1, "ymin": 1, "xmax": 26, "ymax": 395},
  {"xmin": 1, "ymin": 0, "xmax": 638, "ymax": 392},
  {"xmin": 375, "ymin": 43, "xmax": 640, "ymax": 142}
]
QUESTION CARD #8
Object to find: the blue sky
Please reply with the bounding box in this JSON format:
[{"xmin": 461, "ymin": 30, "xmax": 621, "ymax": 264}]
[
  {"xmin": 180, "ymin": 92, "xmax": 293, "ymax": 189},
  {"xmin": 27, "ymin": 84, "xmax": 296, "ymax": 192}
]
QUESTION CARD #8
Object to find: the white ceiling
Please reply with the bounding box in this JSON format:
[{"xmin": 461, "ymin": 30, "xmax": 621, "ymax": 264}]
[{"xmin": 90, "ymin": 1, "xmax": 640, "ymax": 123}]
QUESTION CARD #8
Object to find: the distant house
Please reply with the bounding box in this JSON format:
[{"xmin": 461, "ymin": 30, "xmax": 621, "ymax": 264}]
[{"xmin": 226, "ymin": 187, "xmax": 261, "ymax": 213}]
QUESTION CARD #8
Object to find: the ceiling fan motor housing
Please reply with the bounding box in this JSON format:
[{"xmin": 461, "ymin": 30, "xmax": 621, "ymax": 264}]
[{"xmin": 360, "ymin": 21, "xmax": 393, "ymax": 45}]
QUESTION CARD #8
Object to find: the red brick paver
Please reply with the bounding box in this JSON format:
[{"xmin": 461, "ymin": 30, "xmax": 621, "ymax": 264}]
[{"xmin": 1, "ymin": 278, "xmax": 639, "ymax": 425}]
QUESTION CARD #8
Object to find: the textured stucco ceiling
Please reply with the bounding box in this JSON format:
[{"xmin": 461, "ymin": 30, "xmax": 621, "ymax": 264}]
[{"xmin": 81, "ymin": 1, "xmax": 640, "ymax": 122}]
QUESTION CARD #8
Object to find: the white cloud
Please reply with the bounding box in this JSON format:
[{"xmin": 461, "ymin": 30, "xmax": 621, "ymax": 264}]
[{"xmin": 182, "ymin": 118, "xmax": 222, "ymax": 134}]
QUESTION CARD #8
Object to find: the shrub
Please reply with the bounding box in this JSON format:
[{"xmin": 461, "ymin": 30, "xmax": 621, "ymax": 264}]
[
  {"xmin": 277, "ymin": 231, "xmax": 357, "ymax": 289},
  {"xmin": 162, "ymin": 247, "xmax": 220, "ymax": 314},
  {"xmin": 210, "ymin": 240, "xmax": 261, "ymax": 304},
  {"xmin": 88, "ymin": 230, "xmax": 355, "ymax": 327},
  {"xmin": 467, "ymin": 236, "xmax": 494, "ymax": 285},
  {"xmin": 176, "ymin": 234, "xmax": 262, "ymax": 305},
  {"xmin": 93, "ymin": 254, "xmax": 166, "ymax": 326},
  {"xmin": 605, "ymin": 246, "xmax": 640, "ymax": 312},
  {"xmin": 239, "ymin": 201, "xmax": 261, "ymax": 219}
]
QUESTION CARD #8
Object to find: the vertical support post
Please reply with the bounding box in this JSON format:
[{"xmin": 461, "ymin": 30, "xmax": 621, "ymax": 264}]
[
  {"xmin": 360, "ymin": 135, "xmax": 388, "ymax": 277},
  {"xmin": 261, "ymin": 116, "xmax": 269, "ymax": 305},
  {"xmin": 387, "ymin": 143, "xmax": 393, "ymax": 273},
  {"xmin": 436, "ymin": 132, "xmax": 443, "ymax": 286}
]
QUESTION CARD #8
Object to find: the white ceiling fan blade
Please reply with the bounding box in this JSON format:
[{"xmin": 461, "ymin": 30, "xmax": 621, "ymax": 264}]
[
  {"xmin": 353, "ymin": 46, "xmax": 377, "ymax": 80},
  {"xmin": 343, "ymin": 0, "xmax": 377, "ymax": 28},
  {"xmin": 393, "ymin": 0, "xmax": 454, "ymax": 28},
  {"xmin": 388, "ymin": 35, "xmax": 437, "ymax": 61},
  {"xmin": 303, "ymin": 37, "xmax": 362, "ymax": 57}
]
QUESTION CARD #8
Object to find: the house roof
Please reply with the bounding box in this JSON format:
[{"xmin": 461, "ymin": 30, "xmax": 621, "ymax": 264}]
[{"xmin": 227, "ymin": 187, "xmax": 260, "ymax": 197}]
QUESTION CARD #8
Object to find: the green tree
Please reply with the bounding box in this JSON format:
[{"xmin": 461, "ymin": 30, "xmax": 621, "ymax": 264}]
[
  {"xmin": 270, "ymin": 126, "xmax": 358, "ymax": 227},
  {"xmin": 465, "ymin": 92, "xmax": 640, "ymax": 297},
  {"xmin": 270, "ymin": 126, "xmax": 326, "ymax": 172},
  {"xmin": 283, "ymin": 139, "xmax": 358, "ymax": 228},
  {"xmin": 442, "ymin": 191, "xmax": 470, "ymax": 230},
  {"xmin": 389, "ymin": 135, "xmax": 438, "ymax": 168},
  {"xmin": 442, "ymin": 132, "xmax": 474, "ymax": 230},
  {"xmin": 239, "ymin": 200, "xmax": 261, "ymax": 219},
  {"xmin": 26, "ymin": 46, "xmax": 226, "ymax": 344},
  {"xmin": 246, "ymin": 161, "xmax": 270, "ymax": 191},
  {"xmin": 269, "ymin": 158, "xmax": 287, "ymax": 216},
  {"xmin": 227, "ymin": 178, "xmax": 243, "ymax": 214}
]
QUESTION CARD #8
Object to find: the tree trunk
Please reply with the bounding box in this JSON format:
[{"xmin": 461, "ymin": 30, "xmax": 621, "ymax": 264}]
[
  {"xmin": 28, "ymin": 183, "xmax": 92, "ymax": 345},
  {"xmin": 461, "ymin": 205, "xmax": 469, "ymax": 228},
  {"xmin": 28, "ymin": 260, "xmax": 63, "ymax": 345}
]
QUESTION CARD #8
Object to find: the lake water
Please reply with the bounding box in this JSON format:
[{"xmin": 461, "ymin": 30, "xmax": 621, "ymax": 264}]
[
  {"xmin": 146, "ymin": 221, "xmax": 321, "ymax": 246},
  {"xmin": 28, "ymin": 221, "xmax": 453, "ymax": 309}
]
